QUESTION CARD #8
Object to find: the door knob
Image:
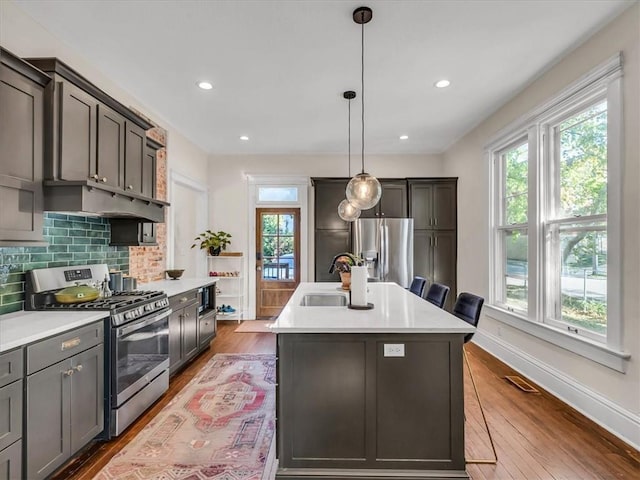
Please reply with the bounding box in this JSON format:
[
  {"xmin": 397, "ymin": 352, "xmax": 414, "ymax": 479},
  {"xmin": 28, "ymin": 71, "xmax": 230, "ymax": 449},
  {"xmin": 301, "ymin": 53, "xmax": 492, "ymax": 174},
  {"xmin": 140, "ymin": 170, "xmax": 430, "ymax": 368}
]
[{"xmin": 256, "ymin": 266, "xmax": 262, "ymax": 271}]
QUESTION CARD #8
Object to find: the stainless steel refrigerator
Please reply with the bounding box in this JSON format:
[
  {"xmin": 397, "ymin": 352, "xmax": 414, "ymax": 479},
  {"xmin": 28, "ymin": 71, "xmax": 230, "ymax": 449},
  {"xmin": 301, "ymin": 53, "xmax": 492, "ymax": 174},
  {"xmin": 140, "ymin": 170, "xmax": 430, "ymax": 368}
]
[{"xmin": 353, "ymin": 218, "xmax": 413, "ymax": 288}]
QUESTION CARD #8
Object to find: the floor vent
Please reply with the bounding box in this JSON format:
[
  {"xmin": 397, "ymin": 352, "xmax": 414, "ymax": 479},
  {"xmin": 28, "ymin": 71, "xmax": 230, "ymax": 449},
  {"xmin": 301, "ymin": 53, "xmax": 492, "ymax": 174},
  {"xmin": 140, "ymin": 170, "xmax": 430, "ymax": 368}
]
[{"xmin": 505, "ymin": 375, "xmax": 539, "ymax": 393}]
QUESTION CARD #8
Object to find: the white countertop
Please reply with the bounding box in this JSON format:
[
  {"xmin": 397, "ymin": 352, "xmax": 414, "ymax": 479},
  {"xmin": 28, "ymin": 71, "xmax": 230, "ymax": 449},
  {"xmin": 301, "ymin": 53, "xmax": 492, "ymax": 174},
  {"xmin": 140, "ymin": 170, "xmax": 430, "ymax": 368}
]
[
  {"xmin": 0, "ymin": 310, "xmax": 109, "ymax": 353},
  {"xmin": 138, "ymin": 277, "xmax": 218, "ymax": 297},
  {"xmin": 270, "ymin": 282, "xmax": 476, "ymax": 334}
]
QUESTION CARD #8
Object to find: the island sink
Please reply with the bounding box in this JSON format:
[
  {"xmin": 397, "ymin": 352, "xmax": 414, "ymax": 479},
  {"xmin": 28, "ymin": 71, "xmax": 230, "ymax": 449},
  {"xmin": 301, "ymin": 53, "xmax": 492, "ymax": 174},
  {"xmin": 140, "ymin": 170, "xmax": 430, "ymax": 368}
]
[{"xmin": 299, "ymin": 293, "xmax": 348, "ymax": 306}]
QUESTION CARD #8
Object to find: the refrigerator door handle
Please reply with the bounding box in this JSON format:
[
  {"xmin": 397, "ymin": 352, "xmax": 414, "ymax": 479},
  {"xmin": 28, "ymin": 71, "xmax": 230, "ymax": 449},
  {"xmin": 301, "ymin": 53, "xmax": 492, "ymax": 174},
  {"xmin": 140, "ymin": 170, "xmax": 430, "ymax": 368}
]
[{"xmin": 382, "ymin": 223, "xmax": 389, "ymax": 281}]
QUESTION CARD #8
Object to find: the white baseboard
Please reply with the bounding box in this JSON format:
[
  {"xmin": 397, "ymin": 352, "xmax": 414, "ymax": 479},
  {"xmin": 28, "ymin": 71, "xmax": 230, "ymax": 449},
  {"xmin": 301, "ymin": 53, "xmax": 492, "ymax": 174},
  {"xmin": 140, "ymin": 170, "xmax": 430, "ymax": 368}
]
[{"xmin": 473, "ymin": 330, "xmax": 640, "ymax": 451}]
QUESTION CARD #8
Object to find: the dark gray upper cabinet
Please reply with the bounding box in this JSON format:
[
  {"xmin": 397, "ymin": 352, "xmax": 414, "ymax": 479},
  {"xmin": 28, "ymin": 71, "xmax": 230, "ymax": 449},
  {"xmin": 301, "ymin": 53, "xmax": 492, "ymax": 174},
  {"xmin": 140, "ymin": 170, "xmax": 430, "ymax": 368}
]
[
  {"xmin": 108, "ymin": 138, "xmax": 161, "ymax": 246},
  {"xmin": 0, "ymin": 48, "xmax": 49, "ymax": 246},
  {"xmin": 142, "ymin": 138, "xmax": 160, "ymax": 199},
  {"xmin": 124, "ymin": 121, "xmax": 145, "ymax": 195},
  {"xmin": 314, "ymin": 178, "xmax": 350, "ymax": 230},
  {"xmin": 24, "ymin": 58, "xmax": 157, "ymax": 198},
  {"xmin": 360, "ymin": 180, "xmax": 408, "ymax": 218},
  {"xmin": 409, "ymin": 179, "xmax": 457, "ymax": 230},
  {"xmin": 58, "ymin": 80, "xmax": 98, "ymax": 181},
  {"xmin": 97, "ymin": 104, "xmax": 125, "ymax": 190}
]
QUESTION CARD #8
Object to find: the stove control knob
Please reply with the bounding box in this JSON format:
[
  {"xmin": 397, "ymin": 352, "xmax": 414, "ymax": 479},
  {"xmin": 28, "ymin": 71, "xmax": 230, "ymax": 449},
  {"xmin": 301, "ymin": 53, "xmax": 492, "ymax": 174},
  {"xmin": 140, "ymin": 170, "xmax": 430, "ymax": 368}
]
[
  {"xmin": 145, "ymin": 304, "xmax": 153, "ymax": 311},
  {"xmin": 125, "ymin": 312, "xmax": 133, "ymax": 320}
]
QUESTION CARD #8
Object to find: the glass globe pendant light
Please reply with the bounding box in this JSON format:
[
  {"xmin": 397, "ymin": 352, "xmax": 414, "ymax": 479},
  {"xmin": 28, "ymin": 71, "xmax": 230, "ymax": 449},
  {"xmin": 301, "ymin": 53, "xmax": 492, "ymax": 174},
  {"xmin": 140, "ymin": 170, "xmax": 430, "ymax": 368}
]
[
  {"xmin": 346, "ymin": 6, "xmax": 381, "ymax": 211},
  {"xmin": 338, "ymin": 90, "xmax": 361, "ymax": 222}
]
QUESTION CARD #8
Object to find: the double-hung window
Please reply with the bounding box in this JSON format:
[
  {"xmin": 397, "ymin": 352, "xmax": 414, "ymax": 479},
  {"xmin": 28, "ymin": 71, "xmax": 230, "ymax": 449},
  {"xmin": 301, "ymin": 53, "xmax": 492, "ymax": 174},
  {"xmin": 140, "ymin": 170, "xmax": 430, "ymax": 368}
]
[
  {"xmin": 544, "ymin": 100, "xmax": 608, "ymax": 340},
  {"xmin": 488, "ymin": 54, "xmax": 626, "ymax": 370},
  {"xmin": 495, "ymin": 139, "xmax": 529, "ymax": 314}
]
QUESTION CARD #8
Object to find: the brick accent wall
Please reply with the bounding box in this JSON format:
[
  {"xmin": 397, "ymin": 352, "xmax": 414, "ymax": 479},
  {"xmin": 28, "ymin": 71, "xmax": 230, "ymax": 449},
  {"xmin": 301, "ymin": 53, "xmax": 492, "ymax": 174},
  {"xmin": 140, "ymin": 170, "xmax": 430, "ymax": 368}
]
[
  {"xmin": 0, "ymin": 214, "xmax": 129, "ymax": 315},
  {"xmin": 129, "ymin": 143, "xmax": 168, "ymax": 283}
]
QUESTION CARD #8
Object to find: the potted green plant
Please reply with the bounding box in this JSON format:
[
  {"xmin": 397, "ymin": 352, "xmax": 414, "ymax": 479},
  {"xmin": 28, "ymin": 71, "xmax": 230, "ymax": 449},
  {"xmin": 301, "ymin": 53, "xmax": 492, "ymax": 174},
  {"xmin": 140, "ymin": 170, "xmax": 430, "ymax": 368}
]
[{"xmin": 191, "ymin": 230, "xmax": 232, "ymax": 256}]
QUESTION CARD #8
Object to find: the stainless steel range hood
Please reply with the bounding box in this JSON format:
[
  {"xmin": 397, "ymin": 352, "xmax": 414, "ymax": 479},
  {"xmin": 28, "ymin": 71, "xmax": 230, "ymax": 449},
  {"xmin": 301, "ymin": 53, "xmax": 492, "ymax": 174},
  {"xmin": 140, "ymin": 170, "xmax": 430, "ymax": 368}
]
[{"xmin": 43, "ymin": 180, "xmax": 169, "ymax": 223}]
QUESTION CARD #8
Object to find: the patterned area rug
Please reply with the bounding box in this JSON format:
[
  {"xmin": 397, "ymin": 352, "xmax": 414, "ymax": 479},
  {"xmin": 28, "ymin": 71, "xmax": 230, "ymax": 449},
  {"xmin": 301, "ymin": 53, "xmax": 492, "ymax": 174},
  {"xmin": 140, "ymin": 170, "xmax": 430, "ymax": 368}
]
[{"xmin": 95, "ymin": 354, "xmax": 276, "ymax": 480}]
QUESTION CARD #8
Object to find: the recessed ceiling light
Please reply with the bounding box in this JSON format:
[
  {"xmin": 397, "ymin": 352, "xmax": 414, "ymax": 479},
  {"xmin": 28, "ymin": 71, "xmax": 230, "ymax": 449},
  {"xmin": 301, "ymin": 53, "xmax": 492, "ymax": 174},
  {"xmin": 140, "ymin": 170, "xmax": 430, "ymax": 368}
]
[
  {"xmin": 197, "ymin": 81, "xmax": 213, "ymax": 90},
  {"xmin": 239, "ymin": 135, "xmax": 249, "ymax": 141},
  {"xmin": 399, "ymin": 135, "xmax": 409, "ymax": 140},
  {"xmin": 435, "ymin": 79, "xmax": 450, "ymax": 88}
]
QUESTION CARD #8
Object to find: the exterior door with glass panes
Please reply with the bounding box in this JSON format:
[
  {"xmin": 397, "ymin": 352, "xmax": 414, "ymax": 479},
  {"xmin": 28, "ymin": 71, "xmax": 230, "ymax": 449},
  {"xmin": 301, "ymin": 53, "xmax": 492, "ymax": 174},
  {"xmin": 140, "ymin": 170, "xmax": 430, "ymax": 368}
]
[{"xmin": 256, "ymin": 208, "xmax": 300, "ymax": 318}]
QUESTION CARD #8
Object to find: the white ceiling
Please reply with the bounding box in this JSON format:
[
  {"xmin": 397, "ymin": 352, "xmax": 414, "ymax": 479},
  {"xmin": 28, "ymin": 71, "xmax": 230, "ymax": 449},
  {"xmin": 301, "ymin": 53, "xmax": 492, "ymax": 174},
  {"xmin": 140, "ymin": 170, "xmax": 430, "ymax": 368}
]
[{"xmin": 14, "ymin": 0, "xmax": 634, "ymax": 155}]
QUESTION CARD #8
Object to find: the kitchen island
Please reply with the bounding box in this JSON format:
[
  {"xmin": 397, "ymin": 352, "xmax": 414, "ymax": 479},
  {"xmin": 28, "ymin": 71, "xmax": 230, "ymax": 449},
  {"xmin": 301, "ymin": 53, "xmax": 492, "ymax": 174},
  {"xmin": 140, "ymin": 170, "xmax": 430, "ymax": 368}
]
[{"xmin": 270, "ymin": 282, "xmax": 475, "ymax": 480}]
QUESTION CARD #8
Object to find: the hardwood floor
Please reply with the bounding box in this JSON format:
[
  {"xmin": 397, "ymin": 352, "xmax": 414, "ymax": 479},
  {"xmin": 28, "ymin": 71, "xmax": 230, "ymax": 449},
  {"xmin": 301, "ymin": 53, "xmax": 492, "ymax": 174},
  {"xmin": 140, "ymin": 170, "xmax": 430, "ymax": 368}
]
[{"xmin": 52, "ymin": 321, "xmax": 639, "ymax": 480}]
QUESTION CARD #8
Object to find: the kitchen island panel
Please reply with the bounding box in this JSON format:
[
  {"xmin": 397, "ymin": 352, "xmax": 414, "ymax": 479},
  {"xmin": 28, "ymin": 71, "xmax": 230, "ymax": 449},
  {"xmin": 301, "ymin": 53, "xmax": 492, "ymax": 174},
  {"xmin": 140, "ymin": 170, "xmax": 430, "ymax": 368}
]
[
  {"xmin": 375, "ymin": 336, "xmax": 464, "ymax": 467},
  {"xmin": 277, "ymin": 333, "xmax": 468, "ymax": 478},
  {"xmin": 279, "ymin": 336, "xmax": 367, "ymax": 464}
]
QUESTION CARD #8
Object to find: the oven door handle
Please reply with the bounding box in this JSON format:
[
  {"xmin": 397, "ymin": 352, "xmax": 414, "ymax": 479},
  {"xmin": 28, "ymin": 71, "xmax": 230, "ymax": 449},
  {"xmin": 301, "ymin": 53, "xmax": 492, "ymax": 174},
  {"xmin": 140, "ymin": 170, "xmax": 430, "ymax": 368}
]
[{"xmin": 117, "ymin": 309, "xmax": 172, "ymax": 337}]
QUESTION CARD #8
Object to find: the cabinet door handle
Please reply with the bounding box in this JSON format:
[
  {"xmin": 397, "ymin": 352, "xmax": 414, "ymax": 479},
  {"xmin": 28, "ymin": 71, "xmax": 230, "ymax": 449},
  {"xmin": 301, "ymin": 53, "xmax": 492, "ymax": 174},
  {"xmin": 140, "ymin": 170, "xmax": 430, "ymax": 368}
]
[
  {"xmin": 63, "ymin": 369, "xmax": 74, "ymax": 377},
  {"xmin": 90, "ymin": 174, "xmax": 99, "ymax": 181},
  {"xmin": 185, "ymin": 313, "xmax": 190, "ymax": 318},
  {"xmin": 180, "ymin": 297, "xmax": 188, "ymax": 303},
  {"xmin": 101, "ymin": 177, "xmax": 108, "ymax": 183},
  {"xmin": 127, "ymin": 185, "xmax": 133, "ymax": 190},
  {"xmin": 74, "ymin": 364, "xmax": 83, "ymax": 372},
  {"xmin": 434, "ymin": 218, "xmax": 438, "ymax": 226}
]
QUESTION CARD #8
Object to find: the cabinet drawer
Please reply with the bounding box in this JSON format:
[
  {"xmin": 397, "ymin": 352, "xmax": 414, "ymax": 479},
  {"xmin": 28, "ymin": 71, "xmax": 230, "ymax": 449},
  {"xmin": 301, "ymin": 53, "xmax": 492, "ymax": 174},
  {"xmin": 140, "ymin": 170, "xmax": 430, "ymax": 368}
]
[
  {"xmin": 169, "ymin": 289, "xmax": 199, "ymax": 310},
  {"xmin": 0, "ymin": 380, "xmax": 22, "ymax": 452},
  {"xmin": 27, "ymin": 321, "xmax": 104, "ymax": 375},
  {"xmin": 0, "ymin": 349, "xmax": 22, "ymax": 389},
  {"xmin": 0, "ymin": 439, "xmax": 21, "ymax": 480},
  {"xmin": 199, "ymin": 313, "xmax": 216, "ymax": 349}
]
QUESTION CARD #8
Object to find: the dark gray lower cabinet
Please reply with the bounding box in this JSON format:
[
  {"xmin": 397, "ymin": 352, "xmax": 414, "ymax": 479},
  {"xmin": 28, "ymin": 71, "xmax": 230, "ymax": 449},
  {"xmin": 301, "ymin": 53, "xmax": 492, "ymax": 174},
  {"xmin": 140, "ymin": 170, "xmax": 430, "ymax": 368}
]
[
  {"xmin": 276, "ymin": 333, "xmax": 467, "ymax": 479},
  {"xmin": 169, "ymin": 286, "xmax": 217, "ymax": 375},
  {"xmin": 0, "ymin": 440, "xmax": 21, "ymax": 480},
  {"xmin": 199, "ymin": 312, "xmax": 217, "ymax": 349},
  {"xmin": 0, "ymin": 347, "xmax": 23, "ymax": 480},
  {"xmin": 169, "ymin": 293, "xmax": 200, "ymax": 375},
  {"xmin": 414, "ymin": 229, "xmax": 457, "ymax": 311},
  {"xmin": 26, "ymin": 328, "xmax": 104, "ymax": 480}
]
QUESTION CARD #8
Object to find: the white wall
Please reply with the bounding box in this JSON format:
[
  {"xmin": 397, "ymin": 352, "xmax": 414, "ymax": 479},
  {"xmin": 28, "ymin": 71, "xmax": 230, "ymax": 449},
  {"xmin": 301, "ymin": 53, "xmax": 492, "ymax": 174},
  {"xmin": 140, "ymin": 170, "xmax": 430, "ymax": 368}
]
[
  {"xmin": 1, "ymin": 0, "xmax": 210, "ymax": 271},
  {"xmin": 442, "ymin": 4, "xmax": 639, "ymax": 444}
]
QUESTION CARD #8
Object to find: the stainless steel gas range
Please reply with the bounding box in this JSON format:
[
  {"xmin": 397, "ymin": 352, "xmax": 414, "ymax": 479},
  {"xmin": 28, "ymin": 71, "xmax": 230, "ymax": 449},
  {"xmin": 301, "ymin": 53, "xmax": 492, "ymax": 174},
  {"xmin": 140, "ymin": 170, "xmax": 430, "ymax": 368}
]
[{"xmin": 25, "ymin": 264, "xmax": 171, "ymax": 438}]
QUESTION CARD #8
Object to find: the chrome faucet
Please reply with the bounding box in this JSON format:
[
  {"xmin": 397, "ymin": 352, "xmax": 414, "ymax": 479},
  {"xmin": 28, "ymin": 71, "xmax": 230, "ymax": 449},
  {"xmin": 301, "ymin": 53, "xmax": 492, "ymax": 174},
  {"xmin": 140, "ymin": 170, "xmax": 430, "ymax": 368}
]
[{"xmin": 328, "ymin": 252, "xmax": 360, "ymax": 274}]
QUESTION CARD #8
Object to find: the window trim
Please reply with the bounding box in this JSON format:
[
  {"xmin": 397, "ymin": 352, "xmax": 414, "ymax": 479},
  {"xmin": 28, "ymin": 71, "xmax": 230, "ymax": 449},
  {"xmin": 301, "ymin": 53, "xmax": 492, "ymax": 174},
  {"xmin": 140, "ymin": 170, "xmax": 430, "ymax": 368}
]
[{"xmin": 486, "ymin": 53, "xmax": 628, "ymax": 371}]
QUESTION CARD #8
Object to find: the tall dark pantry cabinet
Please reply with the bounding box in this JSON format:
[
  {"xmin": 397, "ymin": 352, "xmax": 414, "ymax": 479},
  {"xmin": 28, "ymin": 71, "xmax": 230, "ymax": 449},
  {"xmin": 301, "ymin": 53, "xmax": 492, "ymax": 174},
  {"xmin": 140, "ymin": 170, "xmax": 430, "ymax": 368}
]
[
  {"xmin": 409, "ymin": 178, "xmax": 457, "ymax": 311},
  {"xmin": 312, "ymin": 177, "xmax": 457, "ymax": 310}
]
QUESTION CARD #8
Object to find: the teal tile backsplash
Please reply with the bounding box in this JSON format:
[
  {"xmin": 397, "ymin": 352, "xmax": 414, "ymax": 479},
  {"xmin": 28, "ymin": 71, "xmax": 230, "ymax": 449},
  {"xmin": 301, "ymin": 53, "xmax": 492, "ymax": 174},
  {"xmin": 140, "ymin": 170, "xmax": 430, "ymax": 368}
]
[{"xmin": 0, "ymin": 213, "xmax": 129, "ymax": 315}]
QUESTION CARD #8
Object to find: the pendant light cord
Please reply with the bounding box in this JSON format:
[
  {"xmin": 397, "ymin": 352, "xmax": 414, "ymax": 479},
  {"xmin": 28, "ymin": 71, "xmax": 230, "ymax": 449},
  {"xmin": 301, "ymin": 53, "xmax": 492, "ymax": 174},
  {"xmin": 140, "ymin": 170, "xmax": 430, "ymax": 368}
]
[
  {"xmin": 361, "ymin": 14, "xmax": 365, "ymax": 174},
  {"xmin": 348, "ymin": 97, "xmax": 351, "ymax": 177}
]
